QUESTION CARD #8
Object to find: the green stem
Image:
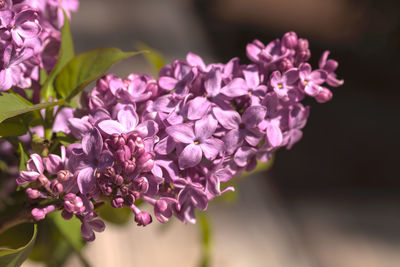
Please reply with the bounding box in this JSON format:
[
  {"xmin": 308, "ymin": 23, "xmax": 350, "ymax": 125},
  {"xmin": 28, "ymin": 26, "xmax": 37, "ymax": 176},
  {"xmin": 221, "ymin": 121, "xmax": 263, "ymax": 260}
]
[
  {"xmin": 198, "ymin": 213, "xmax": 212, "ymax": 267},
  {"xmin": 44, "ymin": 108, "xmax": 54, "ymax": 141}
]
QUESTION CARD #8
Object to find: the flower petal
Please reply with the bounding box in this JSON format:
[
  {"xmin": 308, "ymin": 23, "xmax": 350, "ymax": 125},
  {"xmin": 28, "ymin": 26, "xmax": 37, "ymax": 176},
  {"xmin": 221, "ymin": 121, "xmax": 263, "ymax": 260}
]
[
  {"xmin": 204, "ymin": 68, "xmax": 221, "ymax": 97},
  {"xmin": 98, "ymin": 150, "xmax": 114, "ymax": 172},
  {"xmin": 200, "ymin": 137, "xmax": 224, "ymax": 160},
  {"xmin": 154, "ymin": 136, "xmax": 175, "ymax": 155},
  {"xmin": 223, "ymin": 129, "xmax": 242, "ymax": 154},
  {"xmin": 158, "ymin": 76, "xmax": 178, "ymax": 90},
  {"xmin": 117, "ymin": 105, "xmax": 138, "ymax": 132},
  {"xmin": 186, "ymin": 96, "xmax": 211, "ymax": 120},
  {"xmin": 212, "ymin": 107, "xmax": 240, "ymax": 130},
  {"xmin": 17, "ymin": 171, "xmax": 40, "ymax": 185},
  {"xmin": 242, "ymin": 106, "xmax": 267, "ymax": 128},
  {"xmin": 98, "ymin": 120, "xmax": 125, "ymax": 135},
  {"xmin": 77, "ymin": 167, "xmax": 95, "ymax": 195},
  {"xmin": 166, "ymin": 124, "xmax": 195, "ymax": 144},
  {"xmin": 43, "ymin": 154, "xmax": 63, "ymax": 174},
  {"xmin": 310, "ymin": 70, "xmax": 327, "ymax": 84},
  {"xmin": 244, "ymin": 128, "xmax": 263, "ymax": 146},
  {"xmin": 266, "ymin": 123, "xmax": 283, "ymax": 147},
  {"xmin": 17, "ymin": 20, "xmax": 41, "ymax": 38},
  {"xmin": 243, "ymin": 66, "xmax": 260, "ymax": 89},
  {"xmin": 67, "ymin": 117, "xmax": 92, "ymax": 139},
  {"xmin": 82, "ymin": 128, "xmax": 103, "ymax": 157},
  {"xmin": 89, "ymin": 219, "xmax": 106, "ymax": 232},
  {"xmin": 283, "ymin": 69, "xmax": 299, "ymax": 85},
  {"xmin": 27, "ymin": 153, "xmax": 44, "ymax": 173},
  {"xmin": 135, "ymin": 120, "xmax": 159, "ymax": 138},
  {"xmin": 178, "ymin": 143, "xmax": 202, "ymax": 169},
  {"xmin": 234, "ymin": 146, "xmax": 257, "ymax": 167},
  {"xmin": 81, "ymin": 222, "xmax": 95, "ymax": 242},
  {"xmin": 246, "ymin": 42, "xmax": 262, "ymax": 62},
  {"xmin": 194, "ymin": 115, "xmax": 218, "ymax": 141},
  {"xmin": 186, "ymin": 52, "xmax": 206, "ymax": 70},
  {"xmin": 220, "ymin": 78, "xmax": 248, "ymax": 97}
]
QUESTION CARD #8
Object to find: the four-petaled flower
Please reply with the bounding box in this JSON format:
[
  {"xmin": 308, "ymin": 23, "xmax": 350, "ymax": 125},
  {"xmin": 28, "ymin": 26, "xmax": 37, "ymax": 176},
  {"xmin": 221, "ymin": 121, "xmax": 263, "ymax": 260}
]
[{"xmin": 166, "ymin": 115, "xmax": 224, "ymax": 169}]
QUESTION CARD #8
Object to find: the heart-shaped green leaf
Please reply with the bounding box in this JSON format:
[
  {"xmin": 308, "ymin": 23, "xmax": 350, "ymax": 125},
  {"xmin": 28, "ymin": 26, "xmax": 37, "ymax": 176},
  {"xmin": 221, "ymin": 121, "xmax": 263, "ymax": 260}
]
[{"xmin": 0, "ymin": 224, "xmax": 37, "ymax": 267}]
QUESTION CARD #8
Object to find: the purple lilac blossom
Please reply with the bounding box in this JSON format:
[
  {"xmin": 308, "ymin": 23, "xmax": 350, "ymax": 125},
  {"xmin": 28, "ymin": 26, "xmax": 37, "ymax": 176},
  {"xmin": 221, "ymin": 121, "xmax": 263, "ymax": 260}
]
[
  {"xmin": 16, "ymin": 31, "xmax": 343, "ymax": 241},
  {"xmin": 0, "ymin": 0, "xmax": 79, "ymax": 92}
]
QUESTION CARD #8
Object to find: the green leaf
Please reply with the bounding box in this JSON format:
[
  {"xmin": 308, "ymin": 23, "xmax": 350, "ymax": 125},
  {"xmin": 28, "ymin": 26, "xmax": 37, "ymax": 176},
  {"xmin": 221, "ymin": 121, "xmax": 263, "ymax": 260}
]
[
  {"xmin": 48, "ymin": 212, "xmax": 91, "ymax": 267},
  {"xmin": 56, "ymin": 131, "xmax": 77, "ymax": 147},
  {"xmin": 17, "ymin": 142, "xmax": 29, "ymax": 172},
  {"xmin": 39, "ymin": 68, "xmax": 48, "ymax": 85},
  {"xmin": 41, "ymin": 10, "xmax": 75, "ymax": 100},
  {"xmin": 0, "ymin": 92, "xmax": 60, "ymax": 123},
  {"xmin": 48, "ymin": 211, "xmax": 84, "ymax": 252},
  {"xmin": 28, "ymin": 219, "xmax": 73, "ymax": 266},
  {"xmin": 135, "ymin": 42, "xmax": 166, "ymax": 75},
  {"xmin": 0, "ymin": 109, "xmax": 44, "ymax": 137},
  {"xmin": 98, "ymin": 201, "xmax": 132, "ymax": 225},
  {"xmin": 55, "ymin": 48, "xmax": 142, "ymax": 101},
  {"xmin": 0, "ymin": 224, "xmax": 37, "ymax": 267},
  {"xmin": 0, "ymin": 119, "xmax": 28, "ymax": 137}
]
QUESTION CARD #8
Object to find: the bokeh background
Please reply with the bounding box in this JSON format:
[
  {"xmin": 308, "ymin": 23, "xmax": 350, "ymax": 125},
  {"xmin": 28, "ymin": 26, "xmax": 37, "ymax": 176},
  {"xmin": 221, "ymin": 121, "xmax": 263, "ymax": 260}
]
[{"xmin": 25, "ymin": 0, "xmax": 400, "ymax": 266}]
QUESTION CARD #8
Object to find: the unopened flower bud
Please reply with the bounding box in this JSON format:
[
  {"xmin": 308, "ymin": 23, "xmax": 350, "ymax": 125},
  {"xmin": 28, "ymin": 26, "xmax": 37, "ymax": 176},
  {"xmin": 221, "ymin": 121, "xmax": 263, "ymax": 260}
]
[
  {"xmin": 112, "ymin": 174, "xmax": 124, "ymax": 186},
  {"xmin": 26, "ymin": 188, "xmax": 40, "ymax": 199},
  {"xmin": 57, "ymin": 170, "xmax": 70, "ymax": 182},
  {"xmin": 127, "ymin": 139, "xmax": 136, "ymax": 154},
  {"xmin": 278, "ymin": 58, "xmax": 294, "ymax": 72},
  {"xmin": 64, "ymin": 193, "xmax": 85, "ymax": 214},
  {"xmin": 111, "ymin": 197, "xmax": 124, "ymax": 208},
  {"xmin": 111, "ymin": 133, "xmax": 126, "ymax": 149},
  {"xmin": 100, "ymin": 183, "xmax": 113, "ymax": 196},
  {"xmin": 282, "ymin": 31, "xmax": 298, "ymax": 49},
  {"xmin": 116, "ymin": 148, "xmax": 128, "ymax": 163},
  {"xmin": 297, "ymin": 38, "xmax": 309, "ymax": 50},
  {"xmin": 134, "ymin": 211, "xmax": 152, "ymax": 226},
  {"xmin": 32, "ymin": 205, "xmax": 56, "ymax": 221},
  {"xmin": 38, "ymin": 174, "xmax": 49, "ymax": 186},
  {"xmin": 135, "ymin": 136, "xmax": 145, "ymax": 156},
  {"xmin": 315, "ymin": 87, "xmax": 333, "ymax": 103},
  {"xmin": 31, "ymin": 208, "xmax": 45, "ymax": 221},
  {"xmin": 147, "ymin": 81, "xmax": 158, "ymax": 97},
  {"xmin": 62, "ymin": 209, "xmax": 73, "ymax": 220},
  {"xmin": 96, "ymin": 77, "xmax": 109, "ymax": 92},
  {"xmin": 104, "ymin": 167, "xmax": 115, "ymax": 178},
  {"xmin": 155, "ymin": 199, "xmax": 168, "ymax": 213},
  {"xmin": 124, "ymin": 160, "xmax": 136, "ymax": 175},
  {"xmin": 50, "ymin": 180, "xmax": 63, "ymax": 195},
  {"xmin": 137, "ymin": 152, "xmax": 154, "ymax": 172},
  {"xmin": 133, "ymin": 176, "xmax": 149, "ymax": 194},
  {"xmin": 124, "ymin": 193, "xmax": 136, "ymax": 206},
  {"xmin": 297, "ymin": 49, "xmax": 311, "ymax": 62}
]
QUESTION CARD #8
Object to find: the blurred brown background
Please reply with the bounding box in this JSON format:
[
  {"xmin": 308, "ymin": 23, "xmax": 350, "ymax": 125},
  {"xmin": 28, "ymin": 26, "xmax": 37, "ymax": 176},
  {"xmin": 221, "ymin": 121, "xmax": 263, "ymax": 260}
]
[{"xmin": 26, "ymin": 0, "xmax": 400, "ymax": 266}]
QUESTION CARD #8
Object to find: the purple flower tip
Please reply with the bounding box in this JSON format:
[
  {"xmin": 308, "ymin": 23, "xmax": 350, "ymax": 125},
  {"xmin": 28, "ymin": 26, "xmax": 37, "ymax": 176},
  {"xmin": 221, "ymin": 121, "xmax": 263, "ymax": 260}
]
[{"xmin": 135, "ymin": 211, "xmax": 152, "ymax": 226}]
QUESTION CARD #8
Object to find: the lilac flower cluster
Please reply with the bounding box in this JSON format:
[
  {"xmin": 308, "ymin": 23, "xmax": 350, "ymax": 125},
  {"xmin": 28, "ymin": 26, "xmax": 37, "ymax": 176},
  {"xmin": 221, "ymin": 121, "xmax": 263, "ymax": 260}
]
[
  {"xmin": 17, "ymin": 32, "xmax": 343, "ymax": 241},
  {"xmin": 0, "ymin": 0, "xmax": 78, "ymax": 92}
]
